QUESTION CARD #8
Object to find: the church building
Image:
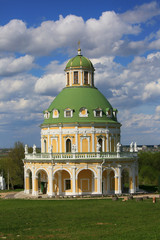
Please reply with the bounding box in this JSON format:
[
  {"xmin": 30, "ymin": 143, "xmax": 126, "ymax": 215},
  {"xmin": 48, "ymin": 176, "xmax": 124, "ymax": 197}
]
[{"xmin": 23, "ymin": 48, "xmax": 139, "ymax": 197}]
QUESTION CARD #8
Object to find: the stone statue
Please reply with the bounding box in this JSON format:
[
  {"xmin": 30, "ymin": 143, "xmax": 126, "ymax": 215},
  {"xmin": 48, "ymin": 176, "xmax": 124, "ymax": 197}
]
[
  {"xmin": 134, "ymin": 142, "xmax": 138, "ymax": 152},
  {"xmin": 33, "ymin": 144, "xmax": 36, "ymax": 154},
  {"xmin": 25, "ymin": 144, "xmax": 28, "ymax": 155},
  {"xmin": 116, "ymin": 142, "xmax": 121, "ymax": 153},
  {"xmin": 49, "ymin": 144, "xmax": 53, "ymax": 154},
  {"xmin": 130, "ymin": 142, "xmax": 133, "ymax": 152},
  {"xmin": 96, "ymin": 142, "xmax": 101, "ymax": 152},
  {"xmin": 72, "ymin": 144, "xmax": 76, "ymax": 153}
]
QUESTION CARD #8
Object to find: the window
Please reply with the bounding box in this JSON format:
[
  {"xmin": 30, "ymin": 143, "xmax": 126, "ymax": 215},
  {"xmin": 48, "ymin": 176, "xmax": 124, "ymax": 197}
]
[
  {"xmin": 96, "ymin": 110, "xmax": 101, "ymax": 117},
  {"xmin": 66, "ymin": 110, "xmax": 71, "ymax": 117},
  {"xmin": 66, "ymin": 139, "xmax": 71, "ymax": 152},
  {"xmin": 84, "ymin": 71, "xmax": 88, "ymax": 85},
  {"xmin": 65, "ymin": 179, "xmax": 71, "ymax": 190},
  {"xmin": 64, "ymin": 108, "xmax": 73, "ymax": 118},
  {"xmin": 94, "ymin": 108, "xmax": 102, "ymax": 117},
  {"xmin": 98, "ymin": 138, "xmax": 102, "ymax": 152},
  {"xmin": 44, "ymin": 140, "xmax": 47, "ymax": 153},
  {"xmin": 106, "ymin": 108, "xmax": 112, "ymax": 118},
  {"xmin": 52, "ymin": 109, "xmax": 59, "ymax": 118},
  {"xmin": 79, "ymin": 107, "xmax": 88, "ymax": 117},
  {"xmin": 74, "ymin": 71, "xmax": 78, "ymax": 84},
  {"xmin": 67, "ymin": 72, "xmax": 70, "ymax": 85},
  {"xmin": 44, "ymin": 111, "xmax": 50, "ymax": 119}
]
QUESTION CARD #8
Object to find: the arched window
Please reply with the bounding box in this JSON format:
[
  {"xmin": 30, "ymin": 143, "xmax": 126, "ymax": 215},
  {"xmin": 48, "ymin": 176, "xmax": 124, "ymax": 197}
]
[
  {"xmin": 98, "ymin": 138, "xmax": 102, "ymax": 152},
  {"xmin": 84, "ymin": 71, "xmax": 88, "ymax": 85},
  {"xmin": 74, "ymin": 71, "xmax": 78, "ymax": 84},
  {"xmin": 44, "ymin": 140, "xmax": 47, "ymax": 153},
  {"xmin": 67, "ymin": 72, "xmax": 70, "ymax": 85},
  {"xmin": 66, "ymin": 139, "xmax": 71, "ymax": 152}
]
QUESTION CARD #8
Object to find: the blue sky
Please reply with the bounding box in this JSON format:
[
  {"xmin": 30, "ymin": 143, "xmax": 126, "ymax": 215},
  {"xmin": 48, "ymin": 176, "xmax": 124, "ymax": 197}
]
[{"xmin": 0, "ymin": 0, "xmax": 160, "ymax": 147}]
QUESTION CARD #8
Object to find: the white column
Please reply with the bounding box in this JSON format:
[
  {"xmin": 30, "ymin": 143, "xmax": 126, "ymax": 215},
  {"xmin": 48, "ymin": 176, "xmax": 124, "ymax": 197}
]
[
  {"xmin": 75, "ymin": 127, "xmax": 78, "ymax": 152},
  {"xmin": 81, "ymin": 70, "xmax": 83, "ymax": 85},
  {"xmin": 97, "ymin": 166, "xmax": 102, "ymax": 194},
  {"xmin": 109, "ymin": 136, "xmax": 111, "ymax": 152},
  {"xmin": 92, "ymin": 127, "xmax": 95, "ymax": 152},
  {"xmin": 130, "ymin": 165, "xmax": 136, "ymax": 194},
  {"xmin": 48, "ymin": 166, "xmax": 54, "ymax": 197},
  {"xmin": 59, "ymin": 126, "xmax": 62, "ymax": 152},
  {"xmin": 58, "ymin": 171, "xmax": 62, "ymax": 195},
  {"xmin": 32, "ymin": 166, "xmax": 37, "ymax": 196},
  {"xmin": 47, "ymin": 127, "xmax": 50, "ymax": 153},
  {"xmin": 115, "ymin": 166, "xmax": 122, "ymax": 195},
  {"xmin": 72, "ymin": 166, "xmax": 76, "ymax": 195},
  {"xmin": 24, "ymin": 166, "xmax": 26, "ymax": 194},
  {"xmin": 102, "ymin": 137, "xmax": 105, "ymax": 152},
  {"xmin": 106, "ymin": 133, "xmax": 109, "ymax": 152}
]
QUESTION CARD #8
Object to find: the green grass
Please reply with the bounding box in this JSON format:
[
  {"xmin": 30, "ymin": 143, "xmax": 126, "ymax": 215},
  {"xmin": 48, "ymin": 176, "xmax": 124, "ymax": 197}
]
[{"xmin": 0, "ymin": 198, "xmax": 160, "ymax": 240}]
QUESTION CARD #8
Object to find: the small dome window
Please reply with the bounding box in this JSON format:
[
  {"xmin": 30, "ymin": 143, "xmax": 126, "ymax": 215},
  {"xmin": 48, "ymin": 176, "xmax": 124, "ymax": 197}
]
[
  {"xmin": 113, "ymin": 109, "xmax": 118, "ymax": 119},
  {"xmin": 44, "ymin": 110, "xmax": 50, "ymax": 119},
  {"xmin": 52, "ymin": 109, "xmax": 59, "ymax": 118},
  {"xmin": 79, "ymin": 107, "xmax": 88, "ymax": 117},
  {"xmin": 106, "ymin": 108, "xmax": 112, "ymax": 118},
  {"xmin": 64, "ymin": 108, "xmax": 73, "ymax": 118},
  {"xmin": 67, "ymin": 72, "xmax": 70, "ymax": 86},
  {"xmin": 94, "ymin": 108, "xmax": 102, "ymax": 117}
]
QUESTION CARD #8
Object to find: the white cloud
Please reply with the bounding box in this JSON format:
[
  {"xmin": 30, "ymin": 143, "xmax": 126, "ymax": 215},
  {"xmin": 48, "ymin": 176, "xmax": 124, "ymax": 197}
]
[
  {"xmin": 35, "ymin": 73, "xmax": 65, "ymax": 95},
  {"xmin": 143, "ymin": 79, "xmax": 160, "ymax": 100},
  {"xmin": 120, "ymin": 1, "xmax": 160, "ymax": 24},
  {"xmin": 0, "ymin": 74, "xmax": 37, "ymax": 100},
  {"xmin": 0, "ymin": 2, "xmax": 160, "ymax": 58},
  {"xmin": 0, "ymin": 55, "xmax": 35, "ymax": 76}
]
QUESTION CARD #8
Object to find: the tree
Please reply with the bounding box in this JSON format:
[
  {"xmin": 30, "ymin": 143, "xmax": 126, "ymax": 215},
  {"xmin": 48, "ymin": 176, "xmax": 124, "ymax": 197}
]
[
  {"xmin": 138, "ymin": 151, "xmax": 160, "ymax": 186},
  {"xmin": 7, "ymin": 142, "xmax": 25, "ymax": 189}
]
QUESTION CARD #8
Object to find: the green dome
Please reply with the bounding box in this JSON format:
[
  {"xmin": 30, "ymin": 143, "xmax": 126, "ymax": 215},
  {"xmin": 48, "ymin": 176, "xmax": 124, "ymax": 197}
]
[
  {"xmin": 65, "ymin": 54, "xmax": 94, "ymax": 70},
  {"xmin": 42, "ymin": 87, "xmax": 119, "ymax": 125}
]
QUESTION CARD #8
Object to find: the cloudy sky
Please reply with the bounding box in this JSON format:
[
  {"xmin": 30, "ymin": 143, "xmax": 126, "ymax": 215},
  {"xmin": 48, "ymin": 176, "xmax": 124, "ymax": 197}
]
[{"xmin": 0, "ymin": 0, "xmax": 160, "ymax": 147}]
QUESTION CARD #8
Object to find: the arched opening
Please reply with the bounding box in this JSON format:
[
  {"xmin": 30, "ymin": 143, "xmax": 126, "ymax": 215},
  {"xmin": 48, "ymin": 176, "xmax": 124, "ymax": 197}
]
[
  {"xmin": 53, "ymin": 170, "xmax": 71, "ymax": 196},
  {"xmin": 110, "ymin": 170, "xmax": 115, "ymax": 193},
  {"xmin": 36, "ymin": 170, "xmax": 48, "ymax": 195},
  {"xmin": 66, "ymin": 139, "xmax": 71, "ymax": 152},
  {"xmin": 121, "ymin": 169, "xmax": 129, "ymax": 193},
  {"xmin": 102, "ymin": 169, "xmax": 115, "ymax": 195},
  {"xmin": 29, "ymin": 171, "xmax": 32, "ymax": 193},
  {"xmin": 77, "ymin": 169, "xmax": 95, "ymax": 195},
  {"xmin": 98, "ymin": 138, "xmax": 102, "ymax": 152}
]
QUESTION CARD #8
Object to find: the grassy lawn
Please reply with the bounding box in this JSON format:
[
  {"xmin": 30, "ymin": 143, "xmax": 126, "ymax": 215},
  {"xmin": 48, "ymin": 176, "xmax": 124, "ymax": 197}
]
[{"xmin": 0, "ymin": 198, "xmax": 160, "ymax": 240}]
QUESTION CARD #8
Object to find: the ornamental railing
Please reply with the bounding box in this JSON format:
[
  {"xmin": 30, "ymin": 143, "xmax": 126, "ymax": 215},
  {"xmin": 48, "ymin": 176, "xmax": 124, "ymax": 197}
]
[{"xmin": 24, "ymin": 151, "xmax": 138, "ymax": 160}]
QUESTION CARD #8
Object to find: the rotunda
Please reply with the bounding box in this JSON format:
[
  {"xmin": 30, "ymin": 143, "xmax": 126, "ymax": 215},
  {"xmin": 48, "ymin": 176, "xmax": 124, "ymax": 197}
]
[{"xmin": 23, "ymin": 49, "xmax": 139, "ymax": 197}]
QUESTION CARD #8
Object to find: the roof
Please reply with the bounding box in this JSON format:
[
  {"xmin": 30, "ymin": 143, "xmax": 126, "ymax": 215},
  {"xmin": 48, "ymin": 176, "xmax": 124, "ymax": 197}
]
[
  {"xmin": 65, "ymin": 55, "xmax": 95, "ymax": 71},
  {"xmin": 42, "ymin": 86, "xmax": 119, "ymax": 125}
]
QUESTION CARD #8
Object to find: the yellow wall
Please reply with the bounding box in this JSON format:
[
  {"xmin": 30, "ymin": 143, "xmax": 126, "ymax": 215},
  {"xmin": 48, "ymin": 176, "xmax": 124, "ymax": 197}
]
[{"xmin": 82, "ymin": 138, "xmax": 88, "ymax": 152}]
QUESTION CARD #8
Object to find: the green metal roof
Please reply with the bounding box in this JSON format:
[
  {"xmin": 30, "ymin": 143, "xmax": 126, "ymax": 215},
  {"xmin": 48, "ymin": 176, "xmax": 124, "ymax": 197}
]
[
  {"xmin": 42, "ymin": 86, "xmax": 119, "ymax": 125},
  {"xmin": 65, "ymin": 55, "xmax": 95, "ymax": 70}
]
